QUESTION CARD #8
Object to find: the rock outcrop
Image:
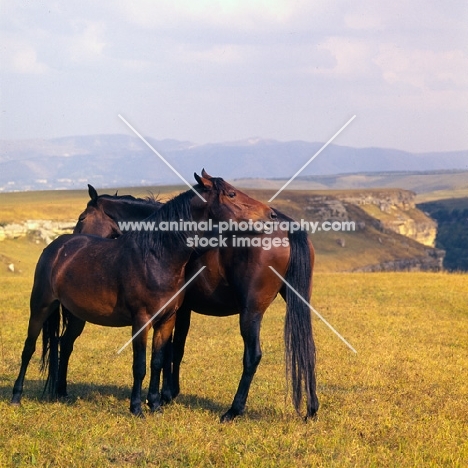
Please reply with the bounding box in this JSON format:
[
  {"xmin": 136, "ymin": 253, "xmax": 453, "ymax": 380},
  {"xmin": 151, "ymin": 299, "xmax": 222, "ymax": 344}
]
[
  {"xmin": 337, "ymin": 189, "xmax": 437, "ymax": 247},
  {"xmin": 0, "ymin": 220, "xmax": 75, "ymax": 244},
  {"xmin": 281, "ymin": 189, "xmax": 444, "ymax": 272}
]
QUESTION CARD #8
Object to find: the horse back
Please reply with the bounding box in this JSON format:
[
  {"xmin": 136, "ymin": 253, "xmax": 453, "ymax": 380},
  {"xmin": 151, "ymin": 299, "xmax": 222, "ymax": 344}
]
[{"xmin": 33, "ymin": 234, "xmax": 143, "ymax": 326}]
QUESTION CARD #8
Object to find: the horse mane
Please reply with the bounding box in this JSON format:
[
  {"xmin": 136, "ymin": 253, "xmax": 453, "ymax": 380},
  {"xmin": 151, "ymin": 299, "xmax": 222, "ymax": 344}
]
[
  {"xmin": 99, "ymin": 179, "xmax": 228, "ymax": 257},
  {"xmin": 126, "ymin": 188, "xmax": 197, "ymax": 258},
  {"xmin": 98, "ymin": 193, "xmax": 162, "ymax": 207},
  {"xmin": 143, "ymin": 192, "xmax": 161, "ymax": 204},
  {"xmin": 207, "ymin": 177, "xmax": 225, "ymax": 191}
]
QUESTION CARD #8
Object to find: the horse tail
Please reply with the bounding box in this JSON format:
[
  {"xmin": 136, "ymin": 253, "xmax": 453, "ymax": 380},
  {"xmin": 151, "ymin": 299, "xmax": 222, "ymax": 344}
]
[
  {"xmin": 283, "ymin": 219, "xmax": 319, "ymax": 419},
  {"xmin": 41, "ymin": 301, "xmax": 66, "ymax": 399}
]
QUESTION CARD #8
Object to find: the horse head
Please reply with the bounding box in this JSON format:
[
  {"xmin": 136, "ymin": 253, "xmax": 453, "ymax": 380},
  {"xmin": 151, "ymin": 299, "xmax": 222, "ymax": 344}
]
[
  {"xmin": 74, "ymin": 185, "xmax": 122, "ymax": 238},
  {"xmin": 191, "ymin": 169, "xmax": 277, "ymax": 226}
]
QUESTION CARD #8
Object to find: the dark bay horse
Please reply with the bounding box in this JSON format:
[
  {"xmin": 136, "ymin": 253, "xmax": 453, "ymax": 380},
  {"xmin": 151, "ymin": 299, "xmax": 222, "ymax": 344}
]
[
  {"xmin": 12, "ymin": 172, "xmax": 276, "ymax": 416},
  {"xmin": 71, "ymin": 173, "xmax": 319, "ymax": 421}
]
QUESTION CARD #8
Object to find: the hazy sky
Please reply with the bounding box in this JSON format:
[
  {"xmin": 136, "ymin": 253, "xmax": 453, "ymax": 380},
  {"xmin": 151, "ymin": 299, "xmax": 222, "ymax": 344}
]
[{"xmin": 1, "ymin": 0, "xmax": 467, "ymax": 152}]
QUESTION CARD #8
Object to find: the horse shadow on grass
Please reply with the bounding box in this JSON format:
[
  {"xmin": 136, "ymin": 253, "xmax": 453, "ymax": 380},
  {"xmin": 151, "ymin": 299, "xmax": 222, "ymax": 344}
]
[
  {"xmin": 0, "ymin": 379, "xmax": 128, "ymax": 403},
  {"xmin": 175, "ymin": 393, "xmax": 286, "ymax": 422},
  {"xmin": 0, "ymin": 379, "xmax": 225, "ymax": 415},
  {"xmin": 1, "ymin": 379, "xmax": 283, "ymax": 421}
]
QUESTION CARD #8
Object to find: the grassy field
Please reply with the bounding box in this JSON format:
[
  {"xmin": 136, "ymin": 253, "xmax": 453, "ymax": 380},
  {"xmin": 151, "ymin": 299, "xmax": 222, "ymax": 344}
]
[
  {"xmin": 0, "ymin": 237, "xmax": 467, "ymax": 466},
  {"xmin": 234, "ymin": 170, "xmax": 468, "ymax": 202},
  {"xmin": 0, "ymin": 188, "xmax": 467, "ymax": 466},
  {"xmin": 0, "ymin": 186, "xmax": 183, "ymax": 224}
]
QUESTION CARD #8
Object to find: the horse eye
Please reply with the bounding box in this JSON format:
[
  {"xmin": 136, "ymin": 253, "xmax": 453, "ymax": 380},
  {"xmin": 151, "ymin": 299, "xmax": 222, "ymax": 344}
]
[
  {"xmin": 78, "ymin": 215, "xmax": 86, "ymax": 222},
  {"xmin": 228, "ymin": 191, "xmax": 236, "ymax": 198}
]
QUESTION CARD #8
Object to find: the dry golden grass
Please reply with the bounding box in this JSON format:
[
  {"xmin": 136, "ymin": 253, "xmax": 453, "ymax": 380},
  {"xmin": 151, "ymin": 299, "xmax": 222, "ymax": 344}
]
[
  {"xmin": 416, "ymin": 188, "xmax": 468, "ymax": 204},
  {"xmin": 0, "ymin": 190, "xmax": 88, "ymax": 223},
  {"xmin": 0, "ymin": 188, "xmax": 467, "ymax": 466},
  {"xmin": 0, "ymin": 186, "xmax": 182, "ymax": 224},
  {"xmin": 0, "ymin": 248, "xmax": 467, "ymax": 466}
]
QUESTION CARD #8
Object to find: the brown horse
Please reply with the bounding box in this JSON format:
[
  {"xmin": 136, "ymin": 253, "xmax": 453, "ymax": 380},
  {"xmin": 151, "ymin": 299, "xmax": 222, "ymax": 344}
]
[
  {"xmin": 70, "ymin": 175, "xmax": 319, "ymax": 421},
  {"xmin": 11, "ymin": 172, "xmax": 276, "ymax": 417}
]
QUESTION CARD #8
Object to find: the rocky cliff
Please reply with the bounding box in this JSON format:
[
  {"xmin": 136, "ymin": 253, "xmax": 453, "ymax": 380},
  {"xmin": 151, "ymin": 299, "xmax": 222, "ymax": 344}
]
[
  {"xmin": 266, "ymin": 188, "xmax": 444, "ymax": 272},
  {"xmin": 336, "ymin": 189, "xmax": 437, "ymax": 247}
]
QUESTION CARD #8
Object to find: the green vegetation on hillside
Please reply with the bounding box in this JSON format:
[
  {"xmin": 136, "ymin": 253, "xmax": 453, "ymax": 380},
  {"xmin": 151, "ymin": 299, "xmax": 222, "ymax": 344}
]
[{"xmin": 419, "ymin": 198, "xmax": 468, "ymax": 271}]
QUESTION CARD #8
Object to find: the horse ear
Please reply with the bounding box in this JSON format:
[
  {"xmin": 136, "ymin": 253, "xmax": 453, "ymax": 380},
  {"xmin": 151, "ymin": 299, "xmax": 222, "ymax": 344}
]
[
  {"xmin": 88, "ymin": 184, "xmax": 98, "ymax": 201},
  {"xmin": 201, "ymin": 168, "xmax": 213, "ymax": 179},
  {"xmin": 114, "ymin": 190, "xmax": 118, "ymax": 196},
  {"xmin": 194, "ymin": 172, "xmax": 213, "ymax": 190}
]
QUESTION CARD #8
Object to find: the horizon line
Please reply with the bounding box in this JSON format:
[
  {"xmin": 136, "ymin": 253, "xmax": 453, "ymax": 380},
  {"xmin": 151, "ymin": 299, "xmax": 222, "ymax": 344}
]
[{"xmin": 0, "ymin": 134, "xmax": 467, "ymax": 155}]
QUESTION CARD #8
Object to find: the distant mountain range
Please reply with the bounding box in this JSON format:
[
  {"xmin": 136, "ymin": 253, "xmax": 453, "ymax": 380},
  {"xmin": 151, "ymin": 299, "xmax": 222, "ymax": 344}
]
[{"xmin": 0, "ymin": 134, "xmax": 467, "ymax": 192}]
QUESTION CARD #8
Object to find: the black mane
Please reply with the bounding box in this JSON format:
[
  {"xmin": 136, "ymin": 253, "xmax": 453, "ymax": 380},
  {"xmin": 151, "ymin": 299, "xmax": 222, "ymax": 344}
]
[
  {"xmin": 98, "ymin": 193, "xmax": 162, "ymax": 207},
  {"xmin": 126, "ymin": 188, "xmax": 198, "ymax": 258}
]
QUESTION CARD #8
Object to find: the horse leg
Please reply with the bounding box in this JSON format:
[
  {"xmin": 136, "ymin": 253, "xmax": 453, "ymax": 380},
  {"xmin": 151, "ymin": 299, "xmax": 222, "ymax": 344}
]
[
  {"xmin": 159, "ymin": 338, "xmax": 173, "ymax": 404},
  {"xmin": 57, "ymin": 310, "xmax": 86, "ymax": 398},
  {"xmin": 129, "ymin": 321, "xmax": 149, "ymax": 417},
  {"xmin": 221, "ymin": 310, "xmax": 264, "ymax": 422},
  {"xmin": 12, "ymin": 299, "xmax": 58, "ymax": 405},
  {"xmin": 162, "ymin": 305, "xmax": 191, "ymax": 400},
  {"xmin": 147, "ymin": 315, "xmax": 177, "ymax": 413}
]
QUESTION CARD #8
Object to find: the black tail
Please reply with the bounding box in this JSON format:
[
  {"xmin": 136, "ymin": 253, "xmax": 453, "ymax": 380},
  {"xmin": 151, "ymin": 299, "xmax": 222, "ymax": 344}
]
[
  {"xmin": 281, "ymin": 213, "xmax": 319, "ymax": 419},
  {"xmin": 41, "ymin": 301, "xmax": 66, "ymax": 399}
]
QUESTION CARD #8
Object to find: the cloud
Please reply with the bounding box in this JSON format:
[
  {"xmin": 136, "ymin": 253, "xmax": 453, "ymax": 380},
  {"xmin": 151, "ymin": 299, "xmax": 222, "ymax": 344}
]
[
  {"xmin": 115, "ymin": 0, "xmax": 297, "ymax": 30},
  {"xmin": 312, "ymin": 37, "xmax": 377, "ymax": 78},
  {"xmin": 344, "ymin": 12, "xmax": 382, "ymax": 30},
  {"xmin": 68, "ymin": 21, "xmax": 107, "ymax": 64},
  {"xmin": 176, "ymin": 43, "xmax": 245, "ymax": 65},
  {"xmin": 0, "ymin": 37, "xmax": 49, "ymax": 74},
  {"xmin": 0, "ymin": 0, "xmax": 466, "ymax": 151},
  {"xmin": 375, "ymin": 45, "xmax": 468, "ymax": 90}
]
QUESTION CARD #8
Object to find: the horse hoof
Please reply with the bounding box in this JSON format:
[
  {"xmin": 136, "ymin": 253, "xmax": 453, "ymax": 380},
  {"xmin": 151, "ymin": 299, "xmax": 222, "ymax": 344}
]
[
  {"xmin": 149, "ymin": 405, "xmax": 163, "ymax": 414},
  {"xmin": 160, "ymin": 393, "xmax": 173, "ymax": 406},
  {"xmin": 11, "ymin": 394, "xmax": 22, "ymax": 406},
  {"xmin": 220, "ymin": 409, "xmax": 241, "ymax": 423},
  {"xmin": 146, "ymin": 397, "xmax": 163, "ymax": 412},
  {"xmin": 131, "ymin": 409, "xmax": 145, "ymax": 418},
  {"xmin": 305, "ymin": 403, "xmax": 319, "ymax": 422},
  {"xmin": 305, "ymin": 411, "xmax": 318, "ymax": 422}
]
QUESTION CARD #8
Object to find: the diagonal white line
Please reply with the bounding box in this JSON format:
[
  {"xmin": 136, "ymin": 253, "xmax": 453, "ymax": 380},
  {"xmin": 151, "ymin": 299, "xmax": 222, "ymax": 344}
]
[
  {"xmin": 118, "ymin": 114, "xmax": 207, "ymax": 203},
  {"xmin": 268, "ymin": 115, "xmax": 357, "ymax": 202},
  {"xmin": 269, "ymin": 266, "xmax": 357, "ymax": 354},
  {"xmin": 117, "ymin": 266, "xmax": 206, "ymax": 354}
]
